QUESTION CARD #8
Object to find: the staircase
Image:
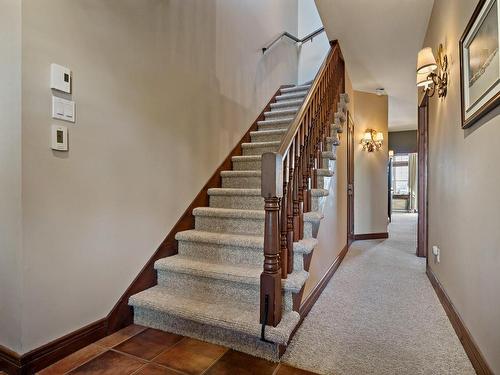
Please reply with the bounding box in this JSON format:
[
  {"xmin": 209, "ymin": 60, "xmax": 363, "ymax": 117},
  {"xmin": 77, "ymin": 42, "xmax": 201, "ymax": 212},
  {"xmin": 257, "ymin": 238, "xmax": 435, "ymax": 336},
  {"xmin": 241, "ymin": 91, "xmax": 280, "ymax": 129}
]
[{"xmin": 128, "ymin": 83, "xmax": 340, "ymax": 360}]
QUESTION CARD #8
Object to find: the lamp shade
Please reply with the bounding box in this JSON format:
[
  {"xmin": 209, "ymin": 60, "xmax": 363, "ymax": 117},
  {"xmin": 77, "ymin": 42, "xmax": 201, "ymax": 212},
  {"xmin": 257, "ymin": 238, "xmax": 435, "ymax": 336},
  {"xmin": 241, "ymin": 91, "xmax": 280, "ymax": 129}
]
[
  {"xmin": 375, "ymin": 132, "xmax": 384, "ymax": 142},
  {"xmin": 417, "ymin": 72, "xmax": 433, "ymax": 88},
  {"xmin": 363, "ymin": 131, "xmax": 372, "ymax": 142},
  {"xmin": 417, "ymin": 47, "xmax": 437, "ymax": 74}
]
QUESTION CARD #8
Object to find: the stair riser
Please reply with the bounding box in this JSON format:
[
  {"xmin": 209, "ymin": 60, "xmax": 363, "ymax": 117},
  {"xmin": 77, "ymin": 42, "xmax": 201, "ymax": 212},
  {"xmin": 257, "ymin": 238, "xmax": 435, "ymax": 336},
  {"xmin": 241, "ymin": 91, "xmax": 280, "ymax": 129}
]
[
  {"xmin": 311, "ymin": 196, "xmax": 325, "ymax": 212},
  {"xmin": 156, "ymin": 272, "xmax": 294, "ymax": 312},
  {"xmin": 316, "ymin": 175, "xmax": 333, "ymax": 190},
  {"xmin": 276, "ymin": 92, "xmax": 307, "ymax": 101},
  {"xmin": 195, "ymin": 215, "xmax": 264, "ymax": 235},
  {"xmin": 195, "ymin": 214, "xmax": 314, "ymax": 239},
  {"xmin": 242, "ymin": 144, "xmax": 279, "ymax": 156},
  {"xmin": 222, "ymin": 176, "xmax": 261, "ymax": 189},
  {"xmin": 133, "ymin": 307, "xmax": 281, "ymax": 361},
  {"xmin": 265, "ymin": 112, "xmax": 296, "ymax": 120},
  {"xmin": 178, "ymin": 240, "xmax": 310, "ymax": 274},
  {"xmin": 210, "ymin": 195, "xmax": 264, "ymax": 210},
  {"xmin": 232, "ymin": 159, "xmax": 261, "ymax": 171},
  {"xmin": 257, "ymin": 123, "xmax": 290, "ymax": 132},
  {"xmin": 270, "ymin": 101, "xmax": 303, "ymax": 110},
  {"xmin": 250, "ymin": 132, "xmax": 284, "ymax": 143}
]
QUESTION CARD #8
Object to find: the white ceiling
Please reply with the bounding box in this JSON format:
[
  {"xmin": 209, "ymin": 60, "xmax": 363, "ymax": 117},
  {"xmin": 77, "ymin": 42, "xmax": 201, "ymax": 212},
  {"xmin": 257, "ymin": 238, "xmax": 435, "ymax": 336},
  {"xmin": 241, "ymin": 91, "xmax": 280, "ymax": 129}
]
[{"xmin": 315, "ymin": 0, "xmax": 435, "ymax": 131}]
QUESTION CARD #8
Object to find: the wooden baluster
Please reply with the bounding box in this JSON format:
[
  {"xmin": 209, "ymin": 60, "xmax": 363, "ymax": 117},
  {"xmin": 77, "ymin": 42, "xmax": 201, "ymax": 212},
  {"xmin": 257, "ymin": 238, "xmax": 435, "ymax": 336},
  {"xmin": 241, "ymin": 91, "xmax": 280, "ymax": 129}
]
[
  {"xmin": 287, "ymin": 141, "xmax": 295, "ymax": 274},
  {"xmin": 298, "ymin": 126, "xmax": 305, "ymax": 239},
  {"xmin": 280, "ymin": 155, "xmax": 288, "ymax": 279},
  {"xmin": 293, "ymin": 133, "xmax": 301, "ymax": 242},
  {"xmin": 260, "ymin": 152, "xmax": 283, "ymax": 327}
]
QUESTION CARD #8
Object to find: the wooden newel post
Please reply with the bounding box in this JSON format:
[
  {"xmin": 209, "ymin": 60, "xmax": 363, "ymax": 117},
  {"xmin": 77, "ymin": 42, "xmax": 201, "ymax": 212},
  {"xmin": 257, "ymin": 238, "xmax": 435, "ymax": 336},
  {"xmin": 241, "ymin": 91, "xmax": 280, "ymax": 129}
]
[{"xmin": 260, "ymin": 152, "xmax": 283, "ymax": 327}]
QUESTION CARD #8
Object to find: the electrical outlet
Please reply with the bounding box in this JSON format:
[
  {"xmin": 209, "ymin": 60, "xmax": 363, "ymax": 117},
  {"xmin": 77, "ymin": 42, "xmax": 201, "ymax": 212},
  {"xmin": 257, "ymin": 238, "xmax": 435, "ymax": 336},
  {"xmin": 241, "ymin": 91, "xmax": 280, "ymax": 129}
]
[{"xmin": 432, "ymin": 245, "xmax": 440, "ymax": 263}]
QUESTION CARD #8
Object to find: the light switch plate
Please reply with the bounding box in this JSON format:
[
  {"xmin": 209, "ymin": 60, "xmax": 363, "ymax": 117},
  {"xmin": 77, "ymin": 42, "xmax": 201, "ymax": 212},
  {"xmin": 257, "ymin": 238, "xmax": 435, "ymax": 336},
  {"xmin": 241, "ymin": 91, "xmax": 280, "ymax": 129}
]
[
  {"xmin": 51, "ymin": 63, "xmax": 72, "ymax": 93},
  {"xmin": 52, "ymin": 96, "xmax": 75, "ymax": 123}
]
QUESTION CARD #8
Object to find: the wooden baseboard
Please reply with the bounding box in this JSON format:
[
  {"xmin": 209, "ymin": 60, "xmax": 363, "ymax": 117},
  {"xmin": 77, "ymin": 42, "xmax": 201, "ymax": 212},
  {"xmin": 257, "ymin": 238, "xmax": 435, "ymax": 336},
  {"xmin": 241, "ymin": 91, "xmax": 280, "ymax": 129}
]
[
  {"xmin": 0, "ymin": 319, "xmax": 107, "ymax": 374},
  {"xmin": 427, "ymin": 266, "xmax": 493, "ymax": 375},
  {"xmin": 353, "ymin": 232, "xmax": 388, "ymax": 240},
  {"xmin": 299, "ymin": 243, "xmax": 349, "ymax": 318}
]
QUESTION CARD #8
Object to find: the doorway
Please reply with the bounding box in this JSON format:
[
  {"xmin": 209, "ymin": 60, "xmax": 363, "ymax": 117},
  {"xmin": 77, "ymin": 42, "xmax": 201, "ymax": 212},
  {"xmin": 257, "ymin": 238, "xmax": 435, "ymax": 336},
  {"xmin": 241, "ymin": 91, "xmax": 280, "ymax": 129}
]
[
  {"xmin": 417, "ymin": 96, "xmax": 428, "ymax": 258},
  {"xmin": 347, "ymin": 112, "xmax": 355, "ymax": 245}
]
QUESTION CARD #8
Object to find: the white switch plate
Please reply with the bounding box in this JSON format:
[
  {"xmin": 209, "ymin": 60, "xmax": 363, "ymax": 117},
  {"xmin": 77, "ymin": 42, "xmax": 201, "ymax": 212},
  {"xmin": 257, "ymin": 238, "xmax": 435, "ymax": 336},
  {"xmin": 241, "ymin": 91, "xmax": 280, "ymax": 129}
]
[
  {"xmin": 51, "ymin": 125, "xmax": 68, "ymax": 151},
  {"xmin": 52, "ymin": 96, "xmax": 75, "ymax": 123},
  {"xmin": 51, "ymin": 63, "xmax": 72, "ymax": 93}
]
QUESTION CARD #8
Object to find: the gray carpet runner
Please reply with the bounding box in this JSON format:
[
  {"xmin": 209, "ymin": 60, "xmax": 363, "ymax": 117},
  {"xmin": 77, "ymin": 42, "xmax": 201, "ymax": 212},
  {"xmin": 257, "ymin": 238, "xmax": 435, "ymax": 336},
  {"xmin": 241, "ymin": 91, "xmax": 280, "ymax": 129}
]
[{"xmin": 129, "ymin": 84, "xmax": 343, "ymax": 360}]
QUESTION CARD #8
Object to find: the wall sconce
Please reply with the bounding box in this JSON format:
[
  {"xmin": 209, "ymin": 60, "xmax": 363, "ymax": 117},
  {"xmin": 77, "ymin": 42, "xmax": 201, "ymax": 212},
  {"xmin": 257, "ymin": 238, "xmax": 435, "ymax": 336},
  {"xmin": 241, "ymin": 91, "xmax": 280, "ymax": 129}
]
[
  {"xmin": 361, "ymin": 129, "xmax": 384, "ymax": 152},
  {"xmin": 416, "ymin": 44, "xmax": 448, "ymax": 98}
]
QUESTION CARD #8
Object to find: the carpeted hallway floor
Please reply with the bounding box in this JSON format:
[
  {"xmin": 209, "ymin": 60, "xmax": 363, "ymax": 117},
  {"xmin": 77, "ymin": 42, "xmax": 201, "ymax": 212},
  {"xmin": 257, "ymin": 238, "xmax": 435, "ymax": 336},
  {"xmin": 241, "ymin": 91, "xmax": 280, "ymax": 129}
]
[{"xmin": 283, "ymin": 213, "xmax": 475, "ymax": 375}]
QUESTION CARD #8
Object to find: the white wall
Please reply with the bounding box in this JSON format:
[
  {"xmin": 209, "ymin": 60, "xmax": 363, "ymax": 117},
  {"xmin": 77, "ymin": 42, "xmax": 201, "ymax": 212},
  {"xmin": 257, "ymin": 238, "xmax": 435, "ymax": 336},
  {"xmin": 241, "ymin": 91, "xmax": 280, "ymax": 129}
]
[
  {"xmin": 424, "ymin": 0, "xmax": 500, "ymax": 372},
  {"xmin": 0, "ymin": 0, "xmax": 23, "ymax": 354},
  {"xmin": 298, "ymin": 0, "xmax": 329, "ymax": 84},
  {"xmin": 353, "ymin": 91, "xmax": 389, "ymax": 235},
  {"xmin": 18, "ymin": 0, "xmax": 298, "ymax": 353}
]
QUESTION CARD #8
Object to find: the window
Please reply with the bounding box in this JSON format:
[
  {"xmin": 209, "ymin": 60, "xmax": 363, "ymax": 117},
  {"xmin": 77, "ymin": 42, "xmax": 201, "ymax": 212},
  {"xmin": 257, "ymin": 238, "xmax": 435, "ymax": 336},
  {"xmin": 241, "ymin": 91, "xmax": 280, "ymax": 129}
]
[{"xmin": 392, "ymin": 154, "xmax": 409, "ymax": 194}]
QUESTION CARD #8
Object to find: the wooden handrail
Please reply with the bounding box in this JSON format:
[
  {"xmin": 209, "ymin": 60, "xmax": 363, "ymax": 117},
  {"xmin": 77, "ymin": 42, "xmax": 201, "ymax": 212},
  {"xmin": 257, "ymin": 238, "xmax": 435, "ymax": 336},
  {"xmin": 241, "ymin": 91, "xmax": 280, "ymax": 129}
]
[{"xmin": 260, "ymin": 41, "xmax": 345, "ymax": 328}]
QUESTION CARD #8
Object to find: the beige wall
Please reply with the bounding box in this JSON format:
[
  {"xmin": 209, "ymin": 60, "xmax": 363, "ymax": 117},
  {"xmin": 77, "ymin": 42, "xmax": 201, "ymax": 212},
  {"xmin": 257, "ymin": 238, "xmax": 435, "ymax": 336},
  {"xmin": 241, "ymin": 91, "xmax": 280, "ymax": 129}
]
[
  {"xmin": 302, "ymin": 69, "xmax": 352, "ymax": 299},
  {"xmin": 424, "ymin": 0, "xmax": 500, "ymax": 372},
  {"xmin": 353, "ymin": 91, "xmax": 389, "ymax": 235},
  {"xmin": 17, "ymin": 0, "xmax": 298, "ymax": 353},
  {"xmin": 0, "ymin": 0, "xmax": 23, "ymax": 353}
]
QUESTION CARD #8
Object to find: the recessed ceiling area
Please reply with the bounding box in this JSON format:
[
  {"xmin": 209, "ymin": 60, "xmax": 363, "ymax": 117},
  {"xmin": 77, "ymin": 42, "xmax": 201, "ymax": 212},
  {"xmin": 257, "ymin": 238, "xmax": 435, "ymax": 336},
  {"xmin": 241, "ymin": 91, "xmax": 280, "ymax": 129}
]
[{"xmin": 315, "ymin": 0, "xmax": 435, "ymax": 131}]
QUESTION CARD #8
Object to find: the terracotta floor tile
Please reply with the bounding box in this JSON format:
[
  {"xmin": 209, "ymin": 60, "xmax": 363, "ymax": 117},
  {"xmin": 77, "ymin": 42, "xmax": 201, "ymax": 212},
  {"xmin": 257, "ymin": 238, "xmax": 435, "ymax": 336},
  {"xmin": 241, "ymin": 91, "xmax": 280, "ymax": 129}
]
[
  {"xmin": 154, "ymin": 338, "xmax": 227, "ymax": 374},
  {"xmin": 38, "ymin": 344, "xmax": 106, "ymax": 374},
  {"xmin": 133, "ymin": 363, "xmax": 183, "ymax": 375},
  {"xmin": 114, "ymin": 329, "xmax": 183, "ymax": 360},
  {"xmin": 67, "ymin": 350, "xmax": 144, "ymax": 375},
  {"xmin": 275, "ymin": 364, "xmax": 319, "ymax": 375},
  {"xmin": 204, "ymin": 350, "xmax": 278, "ymax": 375},
  {"xmin": 95, "ymin": 325, "xmax": 147, "ymax": 348}
]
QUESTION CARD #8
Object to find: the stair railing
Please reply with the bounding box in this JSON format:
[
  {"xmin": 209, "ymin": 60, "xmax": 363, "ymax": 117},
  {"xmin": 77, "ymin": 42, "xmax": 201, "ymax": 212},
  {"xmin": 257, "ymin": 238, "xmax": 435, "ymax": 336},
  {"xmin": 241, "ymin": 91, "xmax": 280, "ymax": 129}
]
[
  {"xmin": 260, "ymin": 41, "xmax": 345, "ymax": 328},
  {"xmin": 262, "ymin": 27, "xmax": 325, "ymax": 54}
]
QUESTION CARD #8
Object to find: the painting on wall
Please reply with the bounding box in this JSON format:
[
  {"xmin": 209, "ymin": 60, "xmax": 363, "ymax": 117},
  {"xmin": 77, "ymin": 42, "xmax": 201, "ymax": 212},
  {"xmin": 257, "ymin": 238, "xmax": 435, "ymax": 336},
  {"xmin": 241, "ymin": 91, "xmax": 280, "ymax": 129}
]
[{"xmin": 460, "ymin": 0, "xmax": 500, "ymax": 128}]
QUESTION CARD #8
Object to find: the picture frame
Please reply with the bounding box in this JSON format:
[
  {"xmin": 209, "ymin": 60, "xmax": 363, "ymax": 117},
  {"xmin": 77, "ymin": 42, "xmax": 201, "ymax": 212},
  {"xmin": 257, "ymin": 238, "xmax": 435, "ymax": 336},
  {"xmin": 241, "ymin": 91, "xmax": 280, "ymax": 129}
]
[{"xmin": 460, "ymin": 0, "xmax": 500, "ymax": 128}]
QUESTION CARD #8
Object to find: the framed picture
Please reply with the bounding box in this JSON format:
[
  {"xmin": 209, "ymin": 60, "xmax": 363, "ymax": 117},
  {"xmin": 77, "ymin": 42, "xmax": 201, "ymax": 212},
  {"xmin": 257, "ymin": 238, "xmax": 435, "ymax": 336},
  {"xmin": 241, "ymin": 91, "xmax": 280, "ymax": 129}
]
[{"xmin": 460, "ymin": 0, "xmax": 500, "ymax": 128}]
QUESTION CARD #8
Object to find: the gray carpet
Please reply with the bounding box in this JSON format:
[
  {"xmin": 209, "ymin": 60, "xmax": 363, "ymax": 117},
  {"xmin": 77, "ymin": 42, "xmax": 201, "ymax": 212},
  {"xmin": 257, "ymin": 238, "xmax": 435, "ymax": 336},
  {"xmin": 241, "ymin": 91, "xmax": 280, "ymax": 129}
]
[{"xmin": 283, "ymin": 213, "xmax": 475, "ymax": 375}]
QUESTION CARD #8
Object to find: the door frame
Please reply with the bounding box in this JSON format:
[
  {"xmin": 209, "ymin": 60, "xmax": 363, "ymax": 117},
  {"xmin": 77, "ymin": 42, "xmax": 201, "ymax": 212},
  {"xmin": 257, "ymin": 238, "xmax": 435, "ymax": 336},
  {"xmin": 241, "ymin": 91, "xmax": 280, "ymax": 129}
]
[
  {"xmin": 347, "ymin": 111, "xmax": 355, "ymax": 245},
  {"xmin": 417, "ymin": 95, "xmax": 429, "ymax": 258}
]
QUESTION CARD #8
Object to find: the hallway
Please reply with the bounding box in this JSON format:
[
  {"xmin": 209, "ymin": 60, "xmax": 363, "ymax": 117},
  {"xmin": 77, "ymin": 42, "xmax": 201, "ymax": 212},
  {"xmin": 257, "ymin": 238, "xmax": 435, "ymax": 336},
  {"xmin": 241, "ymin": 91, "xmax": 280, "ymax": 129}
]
[{"xmin": 283, "ymin": 213, "xmax": 475, "ymax": 374}]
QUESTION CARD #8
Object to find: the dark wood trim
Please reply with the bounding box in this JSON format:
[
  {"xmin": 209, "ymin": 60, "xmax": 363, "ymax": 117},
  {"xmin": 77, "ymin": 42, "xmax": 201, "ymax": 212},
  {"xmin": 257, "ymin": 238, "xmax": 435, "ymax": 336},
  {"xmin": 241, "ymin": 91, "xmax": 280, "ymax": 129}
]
[
  {"xmin": 353, "ymin": 232, "xmax": 389, "ymax": 240},
  {"xmin": 1, "ymin": 86, "xmax": 288, "ymax": 375},
  {"xmin": 417, "ymin": 95, "xmax": 428, "ymax": 258},
  {"xmin": 0, "ymin": 319, "xmax": 107, "ymax": 374},
  {"xmin": 298, "ymin": 243, "xmax": 349, "ymax": 318},
  {"xmin": 427, "ymin": 266, "xmax": 494, "ymax": 375},
  {"xmin": 459, "ymin": 0, "xmax": 500, "ymax": 129}
]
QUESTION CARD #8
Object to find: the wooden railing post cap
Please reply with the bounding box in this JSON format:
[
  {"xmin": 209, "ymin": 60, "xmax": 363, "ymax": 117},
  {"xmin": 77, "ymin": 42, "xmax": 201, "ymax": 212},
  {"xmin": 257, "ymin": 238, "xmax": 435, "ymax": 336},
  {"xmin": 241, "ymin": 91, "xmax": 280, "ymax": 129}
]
[{"xmin": 261, "ymin": 152, "xmax": 283, "ymax": 198}]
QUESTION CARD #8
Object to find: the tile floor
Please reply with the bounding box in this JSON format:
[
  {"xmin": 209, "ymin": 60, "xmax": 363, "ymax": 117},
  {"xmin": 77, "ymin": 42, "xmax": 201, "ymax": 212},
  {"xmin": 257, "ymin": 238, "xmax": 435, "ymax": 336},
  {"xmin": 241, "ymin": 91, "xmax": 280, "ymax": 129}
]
[{"xmin": 37, "ymin": 325, "xmax": 318, "ymax": 375}]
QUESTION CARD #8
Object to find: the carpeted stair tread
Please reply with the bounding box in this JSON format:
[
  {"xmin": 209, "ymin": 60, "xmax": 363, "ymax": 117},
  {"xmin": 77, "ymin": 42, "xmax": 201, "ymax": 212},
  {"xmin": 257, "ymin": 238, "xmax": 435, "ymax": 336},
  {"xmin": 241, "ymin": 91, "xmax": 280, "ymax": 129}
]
[
  {"xmin": 321, "ymin": 151, "xmax": 336, "ymax": 160},
  {"xmin": 311, "ymin": 188, "xmax": 329, "ymax": 197},
  {"xmin": 220, "ymin": 170, "xmax": 261, "ymax": 178},
  {"xmin": 275, "ymin": 92, "xmax": 308, "ymax": 101},
  {"xmin": 264, "ymin": 108, "xmax": 298, "ymax": 118},
  {"xmin": 193, "ymin": 207, "xmax": 265, "ymax": 219},
  {"xmin": 280, "ymin": 84, "xmax": 311, "ymax": 94},
  {"xmin": 270, "ymin": 99, "xmax": 303, "ymax": 109},
  {"xmin": 316, "ymin": 168, "xmax": 334, "ymax": 177},
  {"xmin": 257, "ymin": 117, "xmax": 294, "ymax": 127},
  {"xmin": 241, "ymin": 141, "xmax": 281, "ymax": 149},
  {"xmin": 304, "ymin": 211, "xmax": 324, "ymax": 222},
  {"xmin": 208, "ymin": 188, "xmax": 261, "ymax": 196},
  {"xmin": 176, "ymin": 229, "xmax": 263, "ymax": 248},
  {"xmin": 155, "ymin": 255, "xmax": 308, "ymax": 293},
  {"xmin": 129, "ymin": 285, "xmax": 300, "ymax": 345}
]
